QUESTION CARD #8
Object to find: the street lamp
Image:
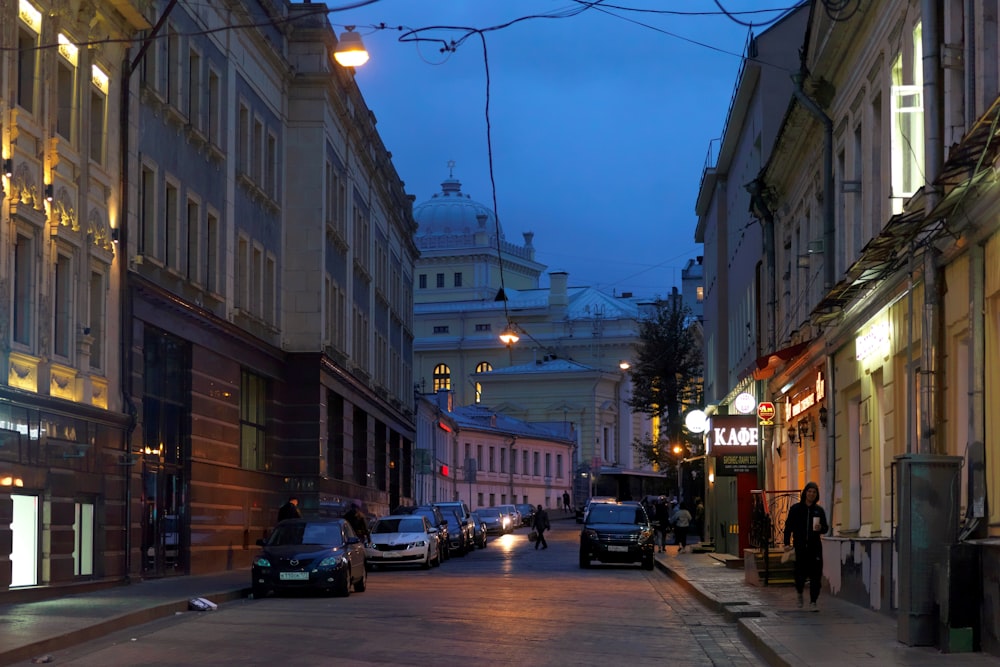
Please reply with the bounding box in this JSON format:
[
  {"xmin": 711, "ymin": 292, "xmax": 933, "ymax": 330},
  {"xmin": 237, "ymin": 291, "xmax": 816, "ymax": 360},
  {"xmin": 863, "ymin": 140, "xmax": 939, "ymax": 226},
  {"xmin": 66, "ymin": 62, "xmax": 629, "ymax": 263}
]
[
  {"xmin": 499, "ymin": 324, "xmax": 520, "ymax": 345},
  {"xmin": 334, "ymin": 27, "xmax": 369, "ymax": 67}
]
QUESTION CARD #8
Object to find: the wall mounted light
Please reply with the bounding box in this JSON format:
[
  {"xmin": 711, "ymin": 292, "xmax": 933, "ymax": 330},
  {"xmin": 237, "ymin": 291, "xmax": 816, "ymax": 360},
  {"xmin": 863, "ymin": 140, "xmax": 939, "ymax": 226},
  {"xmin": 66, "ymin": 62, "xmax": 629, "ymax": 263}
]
[
  {"xmin": 787, "ymin": 424, "xmax": 798, "ymax": 446},
  {"xmin": 798, "ymin": 419, "xmax": 811, "ymax": 441},
  {"xmin": 2, "ymin": 158, "xmax": 12, "ymax": 178},
  {"xmin": 819, "ymin": 406, "xmax": 828, "ymax": 428},
  {"xmin": 334, "ymin": 27, "xmax": 369, "ymax": 67},
  {"xmin": 44, "ymin": 183, "xmax": 54, "ymax": 201},
  {"xmin": 618, "ymin": 360, "xmax": 631, "ymax": 371},
  {"xmin": 111, "ymin": 227, "xmax": 120, "ymax": 242}
]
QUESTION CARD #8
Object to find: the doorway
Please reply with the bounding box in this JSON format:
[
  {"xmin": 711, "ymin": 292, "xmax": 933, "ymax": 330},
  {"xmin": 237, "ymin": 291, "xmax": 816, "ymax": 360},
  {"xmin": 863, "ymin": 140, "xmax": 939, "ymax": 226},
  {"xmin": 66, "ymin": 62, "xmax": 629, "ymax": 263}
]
[{"xmin": 141, "ymin": 463, "xmax": 185, "ymax": 576}]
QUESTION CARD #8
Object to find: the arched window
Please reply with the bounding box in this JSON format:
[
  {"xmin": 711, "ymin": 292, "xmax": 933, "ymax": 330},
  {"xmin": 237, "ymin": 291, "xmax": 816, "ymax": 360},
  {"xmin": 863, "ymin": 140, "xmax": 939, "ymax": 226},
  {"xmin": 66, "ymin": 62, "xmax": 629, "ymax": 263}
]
[
  {"xmin": 474, "ymin": 362, "xmax": 492, "ymax": 403},
  {"xmin": 433, "ymin": 364, "xmax": 451, "ymax": 391}
]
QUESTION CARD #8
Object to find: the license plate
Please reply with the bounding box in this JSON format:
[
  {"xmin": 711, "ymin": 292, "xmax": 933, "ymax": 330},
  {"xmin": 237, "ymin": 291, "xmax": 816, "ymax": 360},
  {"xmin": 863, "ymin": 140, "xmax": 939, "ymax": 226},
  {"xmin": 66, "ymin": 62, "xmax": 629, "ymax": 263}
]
[
  {"xmin": 383, "ymin": 551, "xmax": 403, "ymax": 558},
  {"xmin": 608, "ymin": 545, "xmax": 629, "ymax": 552},
  {"xmin": 279, "ymin": 571, "xmax": 310, "ymax": 581}
]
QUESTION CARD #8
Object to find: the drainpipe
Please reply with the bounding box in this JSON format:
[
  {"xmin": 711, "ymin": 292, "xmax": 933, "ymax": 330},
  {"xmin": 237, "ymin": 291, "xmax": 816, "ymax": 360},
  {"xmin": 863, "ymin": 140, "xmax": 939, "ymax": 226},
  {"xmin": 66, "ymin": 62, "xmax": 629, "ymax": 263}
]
[
  {"xmin": 791, "ymin": 72, "xmax": 835, "ymax": 291},
  {"xmin": 746, "ymin": 178, "xmax": 776, "ymax": 357},
  {"xmin": 919, "ymin": 0, "xmax": 942, "ymax": 455}
]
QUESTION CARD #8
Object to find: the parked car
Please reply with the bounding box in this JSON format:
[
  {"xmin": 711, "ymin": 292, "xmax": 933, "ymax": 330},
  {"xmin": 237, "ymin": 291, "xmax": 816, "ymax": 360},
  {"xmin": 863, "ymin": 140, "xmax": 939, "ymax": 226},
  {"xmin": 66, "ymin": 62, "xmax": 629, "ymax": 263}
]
[
  {"xmin": 469, "ymin": 511, "xmax": 488, "ymax": 549},
  {"xmin": 577, "ymin": 496, "xmax": 618, "ymax": 523},
  {"xmin": 516, "ymin": 503, "xmax": 536, "ymax": 527},
  {"xmin": 498, "ymin": 504, "xmax": 521, "ymax": 530},
  {"xmin": 252, "ymin": 518, "xmax": 367, "ymax": 598},
  {"xmin": 579, "ymin": 501, "xmax": 655, "ymax": 570},
  {"xmin": 435, "ymin": 501, "xmax": 475, "ymax": 549},
  {"xmin": 442, "ymin": 509, "xmax": 472, "ymax": 556},
  {"xmin": 394, "ymin": 505, "xmax": 450, "ymax": 562},
  {"xmin": 366, "ymin": 514, "xmax": 441, "ymax": 569},
  {"xmin": 476, "ymin": 507, "xmax": 509, "ymax": 535}
]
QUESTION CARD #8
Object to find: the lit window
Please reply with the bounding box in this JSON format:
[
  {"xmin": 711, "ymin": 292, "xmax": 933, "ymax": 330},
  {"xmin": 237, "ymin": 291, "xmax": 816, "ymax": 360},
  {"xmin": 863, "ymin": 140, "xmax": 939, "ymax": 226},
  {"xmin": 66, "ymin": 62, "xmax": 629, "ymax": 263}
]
[
  {"xmin": 433, "ymin": 364, "xmax": 451, "ymax": 391},
  {"xmin": 890, "ymin": 21, "xmax": 923, "ymax": 214}
]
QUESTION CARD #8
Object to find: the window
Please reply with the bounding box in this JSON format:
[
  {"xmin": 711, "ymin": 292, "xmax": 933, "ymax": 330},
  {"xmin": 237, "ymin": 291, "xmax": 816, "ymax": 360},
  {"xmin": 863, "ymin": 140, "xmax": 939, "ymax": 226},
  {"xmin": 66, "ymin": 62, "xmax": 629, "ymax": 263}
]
[
  {"xmin": 89, "ymin": 69, "xmax": 107, "ymax": 165},
  {"xmin": 251, "ymin": 245, "xmax": 263, "ymax": 316},
  {"xmin": 236, "ymin": 235, "xmax": 249, "ymax": 309},
  {"xmin": 433, "ymin": 364, "xmax": 451, "ymax": 391},
  {"xmin": 475, "ymin": 362, "xmax": 492, "ymax": 404},
  {"xmin": 545, "ymin": 452, "xmax": 551, "ymax": 477},
  {"xmin": 252, "ymin": 118, "xmax": 264, "ymax": 184},
  {"xmin": 207, "ymin": 68, "xmax": 220, "ymax": 145},
  {"xmin": 186, "ymin": 199, "xmax": 200, "ymax": 283},
  {"xmin": 511, "ymin": 449, "xmax": 517, "ymax": 474},
  {"xmin": 475, "ymin": 324, "xmax": 491, "ymax": 332},
  {"xmin": 477, "ymin": 445, "xmax": 484, "ymax": 471},
  {"xmin": 890, "ymin": 21, "xmax": 923, "ymax": 214},
  {"xmin": 166, "ymin": 27, "xmax": 180, "ymax": 108},
  {"xmin": 433, "ymin": 325, "xmax": 449, "ymax": 334},
  {"xmin": 13, "ymin": 232, "xmax": 34, "ymax": 346},
  {"xmin": 501, "ymin": 447, "xmax": 507, "ymax": 473},
  {"xmin": 187, "ymin": 49, "xmax": 201, "ymax": 127},
  {"xmin": 419, "ymin": 274, "xmax": 427, "ymax": 289},
  {"xmin": 205, "ymin": 210, "xmax": 219, "ymax": 293},
  {"xmin": 17, "ymin": 13, "xmax": 39, "ymax": 113},
  {"xmin": 139, "ymin": 165, "xmax": 156, "ymax": 257},
  {"xmin": 164, "ymin": 182, "xmax": 179, "ymax": 270},
  {"xmin": 488, "ymin": 446, "xmax": 495, "ymax": 472},
  {"xmin": 533, "ymin": 452, "xmax": 540, "ymax": 476},
  {"xmin": 89, "ymin": 271, "xmax": 104, "ymax": 369},
  {"xmin": 266, "ymin": 132, "xmax": 277, "ymax": 198},
  {"xmin": 241, "ymin": 370, "xmax": 268, "ymax": 470},
  {"xmin": 696, "ymin": 286, "xmax": 704, "ymax": 303},
  {"xmin": 56, "ymin": 35, "xmax": 78, "ymax": 141},
  {"xmin": 557, "ymin": 454, "xmax": 563, "ymax": 478},
  {"xmin": 54, "ymin": 253, "xmax": 73, "ymax": 358},
  {"xmin": 265, "ymin": 254, "xmax": 276, "ymax": 324},
  {"xmin": 436, "ymin": 273, "xmax": 445, "ymax": 288},
  {"xmin": 522, "ymin": 451, "xmax": 529, "ymax": 475},
  {"xmin": 454, "ymin": 272, "xmax": 462, "ymax": 287},
  {"xmin": 73, "ymin": 502, "xmax": 94, "ymax": 576},
  {"xmin": 238, "ymin": 104, "xmax": 250, "ymax": 174}
]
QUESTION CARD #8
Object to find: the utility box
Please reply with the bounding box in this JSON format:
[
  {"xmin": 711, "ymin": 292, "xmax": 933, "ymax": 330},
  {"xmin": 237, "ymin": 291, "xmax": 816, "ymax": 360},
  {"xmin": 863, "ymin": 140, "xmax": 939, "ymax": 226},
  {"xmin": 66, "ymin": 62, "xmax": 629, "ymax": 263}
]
[{"xmin": 896, "ymin": 453, "xmax": 962, "ymax": 646}]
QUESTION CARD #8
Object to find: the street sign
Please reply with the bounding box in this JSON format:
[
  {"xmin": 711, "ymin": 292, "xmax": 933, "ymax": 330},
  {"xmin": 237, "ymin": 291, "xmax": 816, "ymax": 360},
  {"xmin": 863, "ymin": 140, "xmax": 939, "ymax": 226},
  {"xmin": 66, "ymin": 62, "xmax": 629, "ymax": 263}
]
[{"xmin": 757, "ymin": 401, "xmax": 775, "ymax": 425}]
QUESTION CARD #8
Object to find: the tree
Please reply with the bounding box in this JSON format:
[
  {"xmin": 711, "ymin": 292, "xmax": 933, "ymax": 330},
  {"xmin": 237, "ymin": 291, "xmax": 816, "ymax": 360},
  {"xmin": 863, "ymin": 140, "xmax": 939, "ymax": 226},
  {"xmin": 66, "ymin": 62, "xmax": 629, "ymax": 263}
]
[{"xmin": 628, "ymin": 298, "xmax": 703, "ymax": 471}]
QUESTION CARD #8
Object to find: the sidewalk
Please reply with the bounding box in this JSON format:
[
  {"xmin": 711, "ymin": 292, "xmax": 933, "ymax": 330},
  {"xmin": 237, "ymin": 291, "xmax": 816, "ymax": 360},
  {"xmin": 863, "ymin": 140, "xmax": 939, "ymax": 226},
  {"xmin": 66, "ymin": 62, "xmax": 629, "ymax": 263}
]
[
  {"xmin": 2, "ymin": 548, "xmax": 1000, "ymax": 666},
  {"xmin": 0, "ymin": 571, "xmax": 250, "ymax": 666},
  {"xmin": 654, "ymin": 549, "xmax": 1000, "ymax": 666}
]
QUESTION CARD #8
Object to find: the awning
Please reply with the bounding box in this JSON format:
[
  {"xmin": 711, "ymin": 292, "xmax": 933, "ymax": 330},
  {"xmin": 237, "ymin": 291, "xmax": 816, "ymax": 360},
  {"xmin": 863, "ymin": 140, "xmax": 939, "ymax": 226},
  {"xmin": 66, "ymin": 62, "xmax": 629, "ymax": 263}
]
[{"xmin": 750, "ymin": 340, "xmax": 811, "ymax": 381}]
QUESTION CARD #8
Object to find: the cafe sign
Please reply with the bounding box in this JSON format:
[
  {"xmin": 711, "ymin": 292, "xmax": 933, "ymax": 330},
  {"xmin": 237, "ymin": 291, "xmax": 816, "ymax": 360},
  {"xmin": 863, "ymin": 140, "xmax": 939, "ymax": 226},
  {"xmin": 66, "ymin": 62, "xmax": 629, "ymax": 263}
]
[{"xmin": 708, "ymin": 415, "xmax": 758, "ymax": 475}]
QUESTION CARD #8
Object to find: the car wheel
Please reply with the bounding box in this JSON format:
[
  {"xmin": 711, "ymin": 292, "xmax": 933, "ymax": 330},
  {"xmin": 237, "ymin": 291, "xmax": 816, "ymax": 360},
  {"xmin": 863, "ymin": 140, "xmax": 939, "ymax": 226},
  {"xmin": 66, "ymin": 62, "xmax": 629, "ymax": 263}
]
[
  {"xmin": 354, "ymin": 565, "xmax": 368, "ymax": 592},
  {"xmin": 579, "ymin": 551, "xmax": 591, "ymax": 569},
  {"xmin": 334, "ymin": 567, "xmax": 351, "ymax": 597},
  {"xmin": 252, "ymin": 584, "xmax": 269, "ymax": 599},
  {"xmin": 422, "ymin": 552, "xmax": 432, "ymax": 569}
]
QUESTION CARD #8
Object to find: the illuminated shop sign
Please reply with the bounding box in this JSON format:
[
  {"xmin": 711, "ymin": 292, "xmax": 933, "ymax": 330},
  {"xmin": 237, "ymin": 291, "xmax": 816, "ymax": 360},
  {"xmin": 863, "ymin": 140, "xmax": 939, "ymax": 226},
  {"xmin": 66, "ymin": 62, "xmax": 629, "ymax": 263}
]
[
  {"xmin": 709, "ymin": 415, "xmax": 758, "ymax": 475},
  {"xmin": 855, "ymin": 322, "xmax": 890, "ymax": 362},
  {"xmin": 784, "ymin": 372, "xmax": 825, "ymax": 421}
]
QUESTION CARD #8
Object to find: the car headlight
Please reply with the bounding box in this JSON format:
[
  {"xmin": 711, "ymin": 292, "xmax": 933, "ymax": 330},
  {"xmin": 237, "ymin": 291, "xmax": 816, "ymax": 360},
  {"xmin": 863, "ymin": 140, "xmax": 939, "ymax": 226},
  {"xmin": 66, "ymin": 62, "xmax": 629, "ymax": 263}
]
[
  {"xmin": 319, "ymin": 555, "xmax": 347, "ymax": 567},
  {"xmin": 254, "ymin": 556, "xmax": 271, "ymax": 567},
  {"xmin": 409, "ymin": 540, "xmax": 427, "ymax": 548},
  {"xmin": 640, "ymin": 529, "xmax": 653, "ymax": 542},
  {"xmin": 582, "ymin": 529, "xmax": 598, "ymax": 541}
]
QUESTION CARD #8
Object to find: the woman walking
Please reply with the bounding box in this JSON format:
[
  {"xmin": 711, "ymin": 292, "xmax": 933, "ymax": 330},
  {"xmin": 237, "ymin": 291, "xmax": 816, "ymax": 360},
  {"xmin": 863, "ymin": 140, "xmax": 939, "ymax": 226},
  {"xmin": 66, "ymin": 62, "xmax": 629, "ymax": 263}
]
[{"xmin": 783, "ymin": 481, "xmax": 829, "ymax": 611}]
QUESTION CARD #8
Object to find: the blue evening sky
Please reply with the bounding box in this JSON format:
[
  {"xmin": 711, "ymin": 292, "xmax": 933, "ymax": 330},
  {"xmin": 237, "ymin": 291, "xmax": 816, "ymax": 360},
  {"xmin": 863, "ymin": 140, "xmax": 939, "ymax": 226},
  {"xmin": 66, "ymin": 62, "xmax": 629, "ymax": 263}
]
[{"xmin": 327, "ymin": 1, "xmax": 798, "ymax": 298}]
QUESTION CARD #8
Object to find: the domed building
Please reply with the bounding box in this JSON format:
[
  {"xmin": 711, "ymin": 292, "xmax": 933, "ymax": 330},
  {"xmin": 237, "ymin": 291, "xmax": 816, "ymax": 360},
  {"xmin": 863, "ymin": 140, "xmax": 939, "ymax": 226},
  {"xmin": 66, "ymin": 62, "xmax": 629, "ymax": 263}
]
[
  {"xmin": 413, "ymin": 170, "xmax": 544, "ymax": 303},
  {"xmin": 412, "ymin": 169, "xmax": 661, "ymax": 509}
]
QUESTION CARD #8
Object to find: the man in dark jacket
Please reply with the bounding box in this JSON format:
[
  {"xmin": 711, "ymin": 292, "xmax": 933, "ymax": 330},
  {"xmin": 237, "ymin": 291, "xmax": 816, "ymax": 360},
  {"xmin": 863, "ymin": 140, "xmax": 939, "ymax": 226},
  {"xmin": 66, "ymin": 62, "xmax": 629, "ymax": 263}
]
[
  {"xmin": 783, "ymin": 481, "xmax": 828, "ymax": 611},
  {"xmin": 277, "ymin": 496, "xmax": 301, "ymax": 522},
  {"xmin": 532, "ymin": 504, "xmax": 550, "ymax": 550},
  {"xmin": 344, "ymin": 503, "xmax": 370, "ymax": 542}
]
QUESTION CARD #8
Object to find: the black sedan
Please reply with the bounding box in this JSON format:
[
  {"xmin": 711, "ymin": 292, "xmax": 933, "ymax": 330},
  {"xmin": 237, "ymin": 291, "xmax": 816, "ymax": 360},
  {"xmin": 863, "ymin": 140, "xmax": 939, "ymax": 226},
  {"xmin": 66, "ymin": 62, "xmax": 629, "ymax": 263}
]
[
  {"xmin": 579, "ymin": 501, "xmax": 655, "ymax": 570},
  {"xmin": 252, "ymin": 518, "xmax": 367, "ymax": 597}
]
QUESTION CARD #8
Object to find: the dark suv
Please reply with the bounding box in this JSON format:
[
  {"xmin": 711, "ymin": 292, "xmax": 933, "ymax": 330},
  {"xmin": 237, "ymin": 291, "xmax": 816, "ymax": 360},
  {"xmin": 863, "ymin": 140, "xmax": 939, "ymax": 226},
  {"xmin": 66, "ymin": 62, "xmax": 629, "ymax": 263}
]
[{"xmin": 579, "ymin": 500, "xmax": 655, "ymax": 570}]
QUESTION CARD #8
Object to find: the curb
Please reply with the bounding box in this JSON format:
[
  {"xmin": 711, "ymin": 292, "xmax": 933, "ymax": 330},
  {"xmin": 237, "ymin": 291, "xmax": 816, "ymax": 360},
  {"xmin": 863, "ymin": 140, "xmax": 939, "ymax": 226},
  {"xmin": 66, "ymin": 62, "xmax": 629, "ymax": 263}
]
[{"xmin": 0, "ymin": 588, "xmax": 249, "ymax": 667}]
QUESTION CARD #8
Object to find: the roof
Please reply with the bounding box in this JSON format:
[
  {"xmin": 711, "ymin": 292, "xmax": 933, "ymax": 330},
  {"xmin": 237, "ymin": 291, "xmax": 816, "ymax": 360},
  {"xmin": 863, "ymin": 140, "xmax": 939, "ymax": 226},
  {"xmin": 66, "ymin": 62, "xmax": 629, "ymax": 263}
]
[{"xmin": 446, "ymin": 404, "xmax": 575, "ymax": 442}]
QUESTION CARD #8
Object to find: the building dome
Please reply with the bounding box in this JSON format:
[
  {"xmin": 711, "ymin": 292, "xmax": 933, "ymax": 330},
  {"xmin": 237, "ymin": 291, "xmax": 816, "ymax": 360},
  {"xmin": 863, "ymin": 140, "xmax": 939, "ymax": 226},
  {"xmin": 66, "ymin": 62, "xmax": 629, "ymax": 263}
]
[{"xmin": 413, "ymin": 176, "xmax": 502, "ymax": 239}]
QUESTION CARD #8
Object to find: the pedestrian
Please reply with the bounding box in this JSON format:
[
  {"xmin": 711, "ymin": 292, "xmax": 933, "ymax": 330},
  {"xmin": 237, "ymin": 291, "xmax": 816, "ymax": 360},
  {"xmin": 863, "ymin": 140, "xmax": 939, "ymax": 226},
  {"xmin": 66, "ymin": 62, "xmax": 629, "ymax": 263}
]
[
  {"xmin": 654, "ymin": 498, "xmax": 671, "ymax": 553},
  {"xmin": 671, "ymin": 502, "xmax": 693, "ymax": 553},
  {"xmin": 693, "ymin": 497, "xmax": 705, "ymax": 541},
  {"xmin": 532, "ymin": 504, "xmax": 550, "ymax": 550},
  {"xmin": 277, "ymin": 496, "xmax": 301, "ymax": 523},
  {"xmin": 783, "ymin": 481, "xmax": 828, "ymax": 611},
  {"xmin": 344, "ymin": 502, "xmax": 370, "ymax": 542},
  {"xmin": 562, "ymin": 490, "xmax": 572, "ymax": 514}
]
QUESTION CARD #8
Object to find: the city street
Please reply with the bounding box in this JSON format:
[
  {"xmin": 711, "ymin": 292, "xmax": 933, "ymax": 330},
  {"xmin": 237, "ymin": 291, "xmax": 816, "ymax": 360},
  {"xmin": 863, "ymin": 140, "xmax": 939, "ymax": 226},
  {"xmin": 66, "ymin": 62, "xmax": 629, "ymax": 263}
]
[{"xmin": 23, "ymin": 520, "xmax": 763, "ymax": 667}]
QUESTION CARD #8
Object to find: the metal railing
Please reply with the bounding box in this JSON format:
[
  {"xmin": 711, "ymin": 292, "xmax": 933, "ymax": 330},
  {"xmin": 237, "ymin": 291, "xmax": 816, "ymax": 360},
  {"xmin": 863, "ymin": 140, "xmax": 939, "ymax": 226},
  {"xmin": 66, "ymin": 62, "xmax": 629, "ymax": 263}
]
[{"xmin": 750, "ymin": 489, "xmax": 801, "ymax": 585}]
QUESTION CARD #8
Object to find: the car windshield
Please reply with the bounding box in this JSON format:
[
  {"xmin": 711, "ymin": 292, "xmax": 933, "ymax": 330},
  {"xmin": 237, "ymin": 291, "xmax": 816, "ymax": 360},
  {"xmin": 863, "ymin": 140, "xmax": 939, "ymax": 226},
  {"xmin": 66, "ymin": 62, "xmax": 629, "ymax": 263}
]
[
  {"xmin": 269, "ymin": 522, "xmax": 344, "ymax": 547},
  {"xmin": 373, "ymin": 518, "xmax": 425, "ymax": 534},
  {"xmin": 587, "ymin": 505, "xmax": 646, "ymax": 525},
  {"xmin": 479, "ymin": 508, "xmax": 502, "ymax": 519}
]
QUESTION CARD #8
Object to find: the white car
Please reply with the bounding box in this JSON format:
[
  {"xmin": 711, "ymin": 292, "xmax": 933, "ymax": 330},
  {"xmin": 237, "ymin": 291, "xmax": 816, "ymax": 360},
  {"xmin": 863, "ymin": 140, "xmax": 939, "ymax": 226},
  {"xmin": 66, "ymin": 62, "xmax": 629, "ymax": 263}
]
[{"xmin": 365, "ymin": 515, "xmax": 441, "ymax": 569}]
